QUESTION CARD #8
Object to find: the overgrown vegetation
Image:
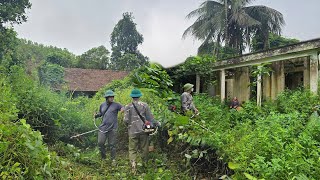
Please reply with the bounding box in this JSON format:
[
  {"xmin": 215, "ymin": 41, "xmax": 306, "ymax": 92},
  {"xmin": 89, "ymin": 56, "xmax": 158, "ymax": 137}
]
[
  {"xmin": 1, "ymin": 1, "xmax": 319, "ymax": 179},
  {"xmin": 165, "ymin": 91, "xmax": 320, "ymax": 179},
  {"xmin": 2, "ymin": 50, "xmax": 320, "ymax": 179}
]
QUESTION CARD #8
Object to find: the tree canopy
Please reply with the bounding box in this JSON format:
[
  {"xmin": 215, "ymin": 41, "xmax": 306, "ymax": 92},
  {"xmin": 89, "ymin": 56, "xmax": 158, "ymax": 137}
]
[
  {"xmin": 77, "ymin": 45, "xmax": 110, "ymax": 69},
  {"xmin": 110, "ymin": 12, "xmax": 149, "ymax": 70},
  {"xmin": 0, "ymin": 0, "xmax": 31, "ymax": 69},
  {"xmin": 46, "ymin": 51, "xmax": 76, "ymax": 68},
  {"xmin": 251, "ymin": 33, "xmax": 300, "ymax": 52},
  {"xmin": 183, "ymin": 0, "xmax": 285, "ymax": 55},
  {"xmin": 0, "ymin": 0, "xmax": 31, "ymax": 27},
  {"xmin": 110, "ymin": 12, "xmax": 143, "ymax": 53}
]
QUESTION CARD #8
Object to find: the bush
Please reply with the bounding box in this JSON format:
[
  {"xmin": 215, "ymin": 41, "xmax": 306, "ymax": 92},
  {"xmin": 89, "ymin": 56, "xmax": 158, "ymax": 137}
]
[
  {"xmin": 276, "ymin": 89, "xmax": 319, "ymax": 119},
  {"xmin": 166, "ymin": 92, "xmax": 320, "ymax": 179},
  {"xmin": 0, "ymin": 74, "xmax": 18, "ymax": 122},
  {"xmin": 6, "ymin": 66, "xmax": 92, "ymax": 144},
  {"xmin": 0, "ymin": 119, "xmax": 69, "ymax": 179}
]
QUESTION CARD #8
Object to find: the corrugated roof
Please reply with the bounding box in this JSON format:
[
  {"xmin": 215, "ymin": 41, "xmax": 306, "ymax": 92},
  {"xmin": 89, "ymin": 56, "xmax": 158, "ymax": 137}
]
[{"xmin": 64, "ymin": 68, "xmax": 129, "ymax": 91}]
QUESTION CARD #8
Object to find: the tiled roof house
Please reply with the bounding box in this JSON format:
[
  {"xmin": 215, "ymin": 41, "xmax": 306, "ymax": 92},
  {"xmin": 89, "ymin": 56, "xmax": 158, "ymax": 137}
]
[{"xmin": 63, "ymin": 68, "xmax": 129, "ymax": 97}]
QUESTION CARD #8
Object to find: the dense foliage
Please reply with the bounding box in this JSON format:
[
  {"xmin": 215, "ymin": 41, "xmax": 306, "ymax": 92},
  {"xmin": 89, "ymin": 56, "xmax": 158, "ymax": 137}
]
[
  {"xmin": 0, "ymin": 74, "xmax": 69, "ymax": 179},
  {"xmin": 0, "ymin": 28, "xmax": 18, "ymax": 67},
  {"xmin": 168, "ymin": 55, "xmax": 217, "ymax": 93},
  {"xmin": 5, "ymin": 66, "xmax": 91, "ymax": 143},
  {"xmin": 38, "ymin": 62, "xmax": 65, "ymax": 88},
  {"xmin": 166, "ymin": 91, "xmax": 320, "ymax": 179},
  {"xmin": 2, "ymin": 55, "xmax": 320, "ymax": 179},
  {"xmin": 198, "ymin": 42, "xmax": 239, "ymax": 60},
  {"xmin": 183, "ymin": 0, "xmax": 284, "ymax": 54},
  {"xmin": 110, "ymin": 12, "xmax": 149, "ymax": 70},
  {"xmin": 132, "ymin": 63, "xmax": 173, "ymax": 98},
  {"xmin": 252, "ymin": 33, "xmax": 300, "ymax": 52},
  {"xmin": 1, "ymin": 1, "xmax": 319, "ymax": 179},
  {"xmin": 0, "ymin": 0, "xmax": 31, "ymax": 26},
  {"xmin": 173, "ymin": 56, "xmax": 216, "ymax": 77},
  {"xmin": 77, "ymin": 45, "xmax": 110, "ymax": 69},
  {"xmin": 16, "ymin": 39, "xmax": 77, "ymax": 68}
]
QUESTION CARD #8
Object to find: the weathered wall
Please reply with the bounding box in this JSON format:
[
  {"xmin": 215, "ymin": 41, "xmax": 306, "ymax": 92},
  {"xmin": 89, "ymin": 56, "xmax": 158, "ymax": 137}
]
[{"xmin": 233, "ymin": 67, "xmax": 250, "ymax": 103}]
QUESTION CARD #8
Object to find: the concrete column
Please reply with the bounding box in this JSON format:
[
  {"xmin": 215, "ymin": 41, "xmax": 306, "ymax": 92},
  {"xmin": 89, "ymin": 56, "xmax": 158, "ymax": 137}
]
[
  {"xmin": 257, "ymin": 73, "xmax": 262, "ymax": 106},
  {"xmin": 234, "ymin": 67, "xmax": 250, "ymax": 103},
  {"xmin": 270, "ymin": 71, "xmax": 277, "ymax": 100},
  {"xmin": 310, "ymin": 53, "xmax": 319, "ymax": 94},
  {"xmin": 233, "ymin": 69, "xmax": 239, "ymax": 100},
  {"xmin": 244, "ymin": 67, "xmax": 251, "ymax": 102},
  {"xmin": 196, "ymin": 74, "xmax": 200, "ymax": 93},
  {"xmin": 304, "ymin": 57, "xmax": 310, "ymax": 88},
  {"xmin": 262, "ymin": 74, "xmax": 271, "ymax": 100},
  {"xmin": 277, "ymin": 61, "xmax": 285, "ymax": 93},
  {"xmin": 270, "ymin": 61, "xmax": 285, "ymax": 100},
  {"xmin": 226, "ymin": 79, "xmax": 234, "ymax": 100},
  {"xmin": 220, "ymin": 69, "xmax": 226, "ymax": 102}
]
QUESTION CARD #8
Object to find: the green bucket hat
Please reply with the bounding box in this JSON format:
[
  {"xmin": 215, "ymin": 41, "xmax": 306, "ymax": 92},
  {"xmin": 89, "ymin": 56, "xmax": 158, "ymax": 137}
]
[
  {"xmin": 130, "ymin": 88, "xmax": 142, "ymax": 98},
  {"xmin": 104, "ymin": 90, "xmax": 115, "ymax": 98},
  {"xmin": 183, "ymin": 83, "xmax": 194, "ymax": 91}
]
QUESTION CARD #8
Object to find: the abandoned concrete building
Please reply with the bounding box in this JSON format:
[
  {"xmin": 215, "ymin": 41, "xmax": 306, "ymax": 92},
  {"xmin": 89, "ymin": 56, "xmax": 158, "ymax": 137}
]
[{"xmin": 194, "ymin": 38, "xmax": 320, "ymax": 106}]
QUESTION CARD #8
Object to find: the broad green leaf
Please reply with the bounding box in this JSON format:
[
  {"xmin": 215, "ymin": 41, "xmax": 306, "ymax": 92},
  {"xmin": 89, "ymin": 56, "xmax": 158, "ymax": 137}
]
[
  {"xmin": 244, "ymin": 173, "xmax": 257, "ymax": 180},
  {"xmin": 25, "ymin": 142, "xmax": 35, "ymax": 150},
  {"xmin": 228, "ymin": 162, "xmax": 240, "ymax": 170},
  {"xmin": 176, "ymin": 116, "xmax": 189, "ymax": 125},
  {"xmin": 158, "ymin": 168, "xmax": 163, "ymax": 173}
]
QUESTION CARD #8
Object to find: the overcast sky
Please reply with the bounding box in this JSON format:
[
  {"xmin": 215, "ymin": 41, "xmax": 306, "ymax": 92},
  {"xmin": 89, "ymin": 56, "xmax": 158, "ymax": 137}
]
[{"xmin": 14, "ymin": 0, "xmax": 320, "ymax": 67}]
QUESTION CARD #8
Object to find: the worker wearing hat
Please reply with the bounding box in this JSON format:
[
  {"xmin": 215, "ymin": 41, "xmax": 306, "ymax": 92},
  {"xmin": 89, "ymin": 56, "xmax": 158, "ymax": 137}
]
[
  {"xmin": 123, "ymin": 88, "xmax": 160, "ymax": 173},
  {"xmin": 94, "ymin": 90, "xmax": 124, "ymax": 164},
  {"xmin": 181, "ymin": 83, "xmax": 198, "ymax": 115}
]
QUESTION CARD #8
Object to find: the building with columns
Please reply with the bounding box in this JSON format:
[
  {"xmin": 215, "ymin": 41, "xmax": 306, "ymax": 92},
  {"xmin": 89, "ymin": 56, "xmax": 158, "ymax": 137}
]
[{"xmin": 194, "ymin": 38, "xmax": 320, "ymax": 106}]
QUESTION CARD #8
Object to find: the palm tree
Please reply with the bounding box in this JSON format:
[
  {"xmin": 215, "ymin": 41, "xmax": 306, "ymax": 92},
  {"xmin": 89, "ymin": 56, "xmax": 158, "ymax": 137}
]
[
  {"xmin": 183, "ymin": 0, "xmax": 285, "ymax": 55},
  {"xmin": 245, "ymin": 5, "xmax": 285, "ymax": 49}
]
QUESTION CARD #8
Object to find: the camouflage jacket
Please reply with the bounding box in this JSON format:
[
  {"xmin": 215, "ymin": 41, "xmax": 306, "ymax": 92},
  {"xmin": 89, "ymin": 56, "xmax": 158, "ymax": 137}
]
[
  {"xmin": 181, "ymin": 92, "xmax": 196, "ymax": 112},
  {"xmin": 124, "ymin": 101, "xmax": 153, "ymax": 137}
]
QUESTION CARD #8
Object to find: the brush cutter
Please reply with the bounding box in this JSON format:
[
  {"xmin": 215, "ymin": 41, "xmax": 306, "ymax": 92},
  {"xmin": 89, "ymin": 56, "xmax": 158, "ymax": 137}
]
[{"xmin": 70, "ymin": 118, "xmax": 114, "ymax": 139}]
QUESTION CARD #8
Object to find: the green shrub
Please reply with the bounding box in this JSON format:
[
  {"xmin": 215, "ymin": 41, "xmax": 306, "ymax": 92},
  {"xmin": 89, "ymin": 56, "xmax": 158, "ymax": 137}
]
[
  {"xmin": 0, "ymin": 74, "xmax": 18, "ymax": 122},
  {"xmin": 165, "ymin": 92, "xmax": 320, "ymax": 179},
  {"xmin": 6, "ymin": 66, "xmax": 92, "ymax": 144},
  {"xmin": 0, "ymin": 120, "xmax": 68, "ymax": 179},
  {"xmin": 276, "ymin": 89, "xmax": 319, "ymax": 119}
]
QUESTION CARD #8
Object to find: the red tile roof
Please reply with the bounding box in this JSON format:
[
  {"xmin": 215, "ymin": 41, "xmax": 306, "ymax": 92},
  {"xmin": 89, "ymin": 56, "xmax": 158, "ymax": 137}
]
[{"xmin": 64, "ymin": 68, "xmax": 129, "ymax": 92}]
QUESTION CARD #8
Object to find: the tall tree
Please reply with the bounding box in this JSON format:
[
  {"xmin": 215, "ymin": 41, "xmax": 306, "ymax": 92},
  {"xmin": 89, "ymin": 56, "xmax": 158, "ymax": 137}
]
[
  {"xmin": 0, "ymin": 0, "xmax": 31, "ymax": 67},
  {"xmin": 183, "ymin": 0, "xmax": 284, "ymax": 55},
  {"xmin": 110, "ymin": 12, "xmax": 149, "ymax": 70},
  {"xmin": 0, "ymin": 0, "xmax": 31, "ymax": 27},
  {"xmin": 77, "ymin": 45, "xmax": 110, "ymax": 69}
]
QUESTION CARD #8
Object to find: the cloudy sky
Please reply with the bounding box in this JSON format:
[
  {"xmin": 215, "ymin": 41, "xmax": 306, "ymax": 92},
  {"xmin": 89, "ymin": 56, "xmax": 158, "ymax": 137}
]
[{"xmin": 14, "ymin": 0, "xmax": 320, "ymax": 67}]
